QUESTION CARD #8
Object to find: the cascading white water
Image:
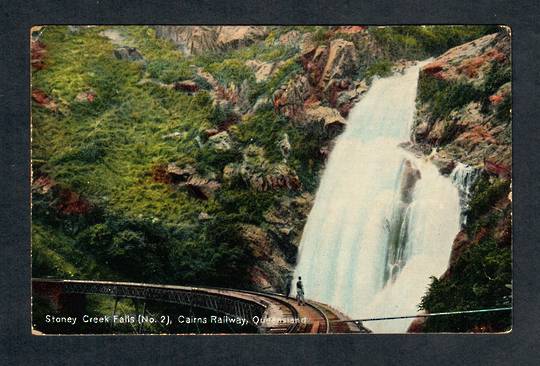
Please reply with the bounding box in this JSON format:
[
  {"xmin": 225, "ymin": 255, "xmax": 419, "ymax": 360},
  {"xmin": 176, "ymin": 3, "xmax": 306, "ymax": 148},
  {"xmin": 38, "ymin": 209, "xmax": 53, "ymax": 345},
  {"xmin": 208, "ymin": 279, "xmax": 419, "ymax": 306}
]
[
  {"xmin": 293, "ymin": 63, "xmax": 462, "ymax": 333},
  {"xmin": 450, "ymin": 162, "xmax": 481, "ymax": 226}
]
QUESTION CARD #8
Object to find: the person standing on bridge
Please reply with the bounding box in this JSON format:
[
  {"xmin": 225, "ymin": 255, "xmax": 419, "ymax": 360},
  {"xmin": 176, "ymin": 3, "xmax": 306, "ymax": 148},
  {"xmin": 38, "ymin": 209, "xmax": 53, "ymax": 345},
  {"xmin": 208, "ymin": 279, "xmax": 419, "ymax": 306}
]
[{"xmin": 296, "ymin": 276, "xmax": 305, "ymax": 306}]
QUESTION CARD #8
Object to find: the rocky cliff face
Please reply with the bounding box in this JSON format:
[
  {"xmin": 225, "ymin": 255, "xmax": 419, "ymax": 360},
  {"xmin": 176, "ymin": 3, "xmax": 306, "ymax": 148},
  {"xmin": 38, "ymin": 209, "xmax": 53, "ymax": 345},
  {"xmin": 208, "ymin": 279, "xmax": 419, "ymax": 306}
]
[
  {"xmin": 412, "ymin": 31, "xmax": 511, "ymax": 173},
  {"xmin": 154, "ymin": 26, "xmax": 268, "ymax": 55},
  {"xmin": 410, "ymin": 30, "xmax": 512, "ymax": 332},
  {"xmin": 273, "ymin": 34, "xmax": 370, "ymax": 129}
]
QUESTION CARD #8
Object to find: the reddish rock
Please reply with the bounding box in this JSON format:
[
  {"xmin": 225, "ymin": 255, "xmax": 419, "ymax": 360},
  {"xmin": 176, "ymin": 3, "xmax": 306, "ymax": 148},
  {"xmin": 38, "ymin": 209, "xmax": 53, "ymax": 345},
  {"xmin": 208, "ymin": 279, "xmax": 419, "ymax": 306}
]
[
  {"xmin": 75, "ymin": 91, "xmax": 96, "ymax": 103},
  {"xmin": 489, "ymin": 94, "xmax": 504, "ymax": 105},
  {"xmin": 32, "ymin": 89, "xmax": 49, "ymax": 105},
  {"xmin": 455, "ymin": 125, "xmax": 497, "ymax": 146},
  {"xmin": 151, "ymin": 164, "xmax": 171, "ymax": 184},
  {"xmin": 457, "ymin": 56, "xmax": 487, "ymax": 78},
  {"xmin": 31, "ymin": 40, "xmax": 47, "ymax": 70},
  {"xmin": 484, "ymin": 159, "xmax": 511, "ymax": 179},
  {"xmin": 173, "ymin": 80, "xmax": 199, "ymax": 93},
  {"xmin": 335, "ymin": 26, "xmax": 367, "ymax": 34},
  {"xmin": 56, "ymin": 189, "xmax": 92, "ymax": 215},
  {"xmin": 32, "ymin": 175, "xmax": 55, "ymax": 194},
  {"xmin": 32, "ymin": 89, "xmax": 58, "ymax": 111},
  {"xmin": 273, "ymin": 76, "xmax": 311, "ymax": 121},
  {"xmin": 301, "ymin": 45, "xmax": 329, "ymax": 85},
  {"xmin": 442, "ymin": 230, "xmax": 471, "ymax": 279},
  {"xmin": 152, "ymin": 163, "xmax": 195, "ymax": 184},
  {"xmin": 32, "ymin": 174, "xmax": 92, "ymax": 216},
  {"xmin": 420, "ymin": 32, "xmax": 509, "ymax": 82},
  {"xmin": 407, "ymin": 313, "xmax": 427, "ymax": 333},
  {"xmin": 303, "ymin": 94, "xmax": 319, "ymax": 107},
  {"xmin": 204, "ymin": 128, "xmax": 219, "ymax": 137},
  {"xmin": 318, "ymin": 39, "xmax": 358, "ymax": 89},
  {"xmin": 185, "ymin": 176, "xmax": 220, "ymax": 199},
  {"xmin": 422, "ymin": 61, "xmax": 445, "ymax": 78},
  {"xmin": 485, "ymin": 49, "xmax": 507, "ymax": 63}
]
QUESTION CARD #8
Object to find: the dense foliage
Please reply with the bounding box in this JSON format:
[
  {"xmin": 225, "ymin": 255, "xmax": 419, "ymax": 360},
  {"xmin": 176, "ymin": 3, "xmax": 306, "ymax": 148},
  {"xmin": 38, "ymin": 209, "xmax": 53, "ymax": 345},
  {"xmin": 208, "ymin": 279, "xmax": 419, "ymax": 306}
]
[
  {"xmin": 419, "ymin": 174, "xmax": 512, "ymax": 332},
  {"xmin": 417, "ymin": 60, "xmax": 512, "ymax": 124},
  {"xmin": 369, "ymin": 25, "xmax": 498, "ymax": 60},
  {"xmin": 31, "ymin": 26, "xmax": 322, "ymax": 287}
]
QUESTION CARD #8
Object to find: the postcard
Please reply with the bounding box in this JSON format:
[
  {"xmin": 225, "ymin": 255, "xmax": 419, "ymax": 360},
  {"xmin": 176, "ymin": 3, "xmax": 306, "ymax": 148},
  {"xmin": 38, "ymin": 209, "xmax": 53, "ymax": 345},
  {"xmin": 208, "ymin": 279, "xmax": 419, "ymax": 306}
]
[{"xmin": 31, "ymin": 25, "xmax": 511, "ymax": 334}]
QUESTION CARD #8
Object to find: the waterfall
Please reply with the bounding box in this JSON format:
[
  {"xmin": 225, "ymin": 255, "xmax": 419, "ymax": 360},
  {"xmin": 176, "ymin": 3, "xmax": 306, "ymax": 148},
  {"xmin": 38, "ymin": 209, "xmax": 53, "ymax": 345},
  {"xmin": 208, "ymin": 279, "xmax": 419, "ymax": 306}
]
[
  {"xmin": 450, "ymin": 162, "xmax": 481, "ymax": 226},
  {"xmin": 292, "ymin": 63, "xmax": 461, "ymax": 333}
]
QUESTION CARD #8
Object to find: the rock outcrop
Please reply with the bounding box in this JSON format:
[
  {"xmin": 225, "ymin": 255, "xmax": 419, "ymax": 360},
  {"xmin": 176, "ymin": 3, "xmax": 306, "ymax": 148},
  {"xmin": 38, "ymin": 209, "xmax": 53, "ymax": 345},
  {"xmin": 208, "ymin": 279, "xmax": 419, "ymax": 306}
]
[
  {"xmin": 409, "ymin": 30, "xmax": 512, "ymax": 333},
  {"xmin": 32, "ymin": 89, "xmax": 58, "ymax": 111},
  {"xmin": 272, "ymin": 35, "xmax": 374, "ymax": 129},
  {"xmin": 113, "ymin": 46, "xmax": 144, "ymax": 62},
  {"xmin": 319, "ymin": 39, "xmax": 359, "ymax": 91},
  {"xmin": 153, "ymin": 163, "xmax": 220, "ymax": 199},
  {"xmin": 32, "ymin": 175, "xmax": 93, "ymax": 216},
  {"xmin": 224, "ymin": 145, "xmax": 301, "ymax": 192},
  {"xmin": 413, "ymin": 31, "xmax": 511, "ymax": 172},
  {"xmin": 240, "ymin": 192, "xmax": 314, "ymax": 291},
  {"xmin": 31, "ymin": 40, "xmax": 47, "ymax": 70},
  {"xmin": 422, "ymin": 33, "xmax": 508, "ymax": 82},
  {"xmin": 154, "ymin": 26, "xmax": 268, "ymax": 55},
  {"xmin": 207, "ymin": 131, "xmax": 233, "ymax": 152},
  {"xmin": 245, "ymin": 59, "xmax": 284, "ymax": 82},
  {"xmin": 240, "ymin": 224, "xmax": 290, "ymax": 291}
]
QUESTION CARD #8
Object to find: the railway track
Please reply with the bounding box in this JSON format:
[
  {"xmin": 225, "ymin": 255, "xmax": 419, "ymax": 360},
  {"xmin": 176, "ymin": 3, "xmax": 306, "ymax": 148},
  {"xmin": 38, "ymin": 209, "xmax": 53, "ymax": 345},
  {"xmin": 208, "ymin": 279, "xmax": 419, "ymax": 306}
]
[{"xmin": 32, "ymin": 279, "xmax": 366, "ymax": 334}]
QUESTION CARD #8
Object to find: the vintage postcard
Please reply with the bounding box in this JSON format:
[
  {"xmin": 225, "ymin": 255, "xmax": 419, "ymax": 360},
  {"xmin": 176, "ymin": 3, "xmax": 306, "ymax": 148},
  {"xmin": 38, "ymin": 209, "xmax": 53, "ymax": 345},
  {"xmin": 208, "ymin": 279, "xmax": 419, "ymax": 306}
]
[{"xmin": 31, "ymin": 25, "xmax": 511, "ymax": 334}]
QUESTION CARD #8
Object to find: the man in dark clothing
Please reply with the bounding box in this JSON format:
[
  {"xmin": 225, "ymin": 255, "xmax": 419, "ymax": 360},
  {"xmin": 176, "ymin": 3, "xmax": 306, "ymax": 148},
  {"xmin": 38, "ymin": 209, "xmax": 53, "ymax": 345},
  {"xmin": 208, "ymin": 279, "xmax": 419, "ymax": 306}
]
[{"xmin": 296, "ymin": 276, "xmax": 305, "ymax": 306}]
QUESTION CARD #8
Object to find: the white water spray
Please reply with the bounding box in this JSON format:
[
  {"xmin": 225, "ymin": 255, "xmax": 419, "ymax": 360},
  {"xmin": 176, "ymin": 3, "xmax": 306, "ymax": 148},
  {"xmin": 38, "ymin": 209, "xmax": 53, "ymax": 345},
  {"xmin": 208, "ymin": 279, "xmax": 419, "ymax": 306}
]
[
  {"xmin": 293, "ymin": 64, "xmax": 461, "ymax": 333},
  {"xmin": 450, "ymin": 162, "xmax": 481, "ymax": 226}
]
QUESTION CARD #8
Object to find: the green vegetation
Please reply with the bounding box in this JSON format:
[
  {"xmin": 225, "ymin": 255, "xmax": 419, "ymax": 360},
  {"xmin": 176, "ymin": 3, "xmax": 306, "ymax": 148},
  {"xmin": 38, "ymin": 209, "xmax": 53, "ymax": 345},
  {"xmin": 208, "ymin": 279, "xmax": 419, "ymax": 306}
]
[
  {"xmin": 31, "ymin": 26, "xmax": 321, "ymax": 287},
  {"xmin": 420, "ymin": 174, "xmax": 512, "ymax": 332},
  {"xmin": 417, "ymin": 60, "xmax": 511, "ymax": 124},
  {"xmin": 467, "ymin": 176, "xmax": 510, "ymax": 225},
  {"xmin": 369, "ymin": 25, "xmax": 498, "ymax": 59},
  {"xmin": 481, "ymin": 61, "xmax": 512, "ymax": 123},
  {"xmin": 420, "ymin": 235, "xmax": 511, "ymax": 332},
  {"xmin": 206, "ymin": 59, "xmax": 255, "ymax": 86},
  {"xmin": 311, "ymin": 27, "xmax": 330, "ymax": 45},
  {"xmin": 417, "ymin": 75, "xmax": 482, "ymax": 121},
  {"xmin": 364, "ymin": 59, "xmax": 393, "ymax": 80}
]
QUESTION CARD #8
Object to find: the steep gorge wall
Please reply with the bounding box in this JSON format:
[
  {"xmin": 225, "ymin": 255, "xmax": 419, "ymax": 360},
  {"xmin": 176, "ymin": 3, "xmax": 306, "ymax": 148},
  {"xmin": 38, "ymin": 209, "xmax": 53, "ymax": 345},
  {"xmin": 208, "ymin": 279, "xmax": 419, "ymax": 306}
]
[{"xmin": 409, "ymin": 30, "xmax": 512, "ymax": 332}]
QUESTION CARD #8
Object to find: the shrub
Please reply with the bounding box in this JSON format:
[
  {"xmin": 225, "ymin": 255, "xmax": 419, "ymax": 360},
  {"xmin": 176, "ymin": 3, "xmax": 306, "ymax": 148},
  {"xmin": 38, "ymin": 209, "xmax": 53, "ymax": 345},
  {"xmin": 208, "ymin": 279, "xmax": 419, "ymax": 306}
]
[
  {"xmin": 418, "ymin": 75, "xmax": 482, "ymax": 121},
  {"xmin": 482, "ymin": 61, "xmax": 512, "ymax": 97},
  {"xmin": 369, "ymin": 25, "xmax": 499, "ymax": 60},
  {"xmin": 467, "ymin": 176, "xmax": 510, "ymax": 225},
  {"xmin": 364, "ymin": 60, "xmax": 393, "ymax": 80},
  {"xmin": 146, "ymin": 59, "xmax": 193, "ymax": 83},
  {"xmin": 312, "ymin": 27, "xmax": 329, "ymax": 45},
  {"xmin": 420, "ymin": 236, "xmax": 511, "ymax": 332},
  {"xmin": 205, "ymin": 59, "xmax": 256, "ymax": 86},
  {"xmin": 495, "ymin": 94, "xmax": 512, "ymax": 123}
]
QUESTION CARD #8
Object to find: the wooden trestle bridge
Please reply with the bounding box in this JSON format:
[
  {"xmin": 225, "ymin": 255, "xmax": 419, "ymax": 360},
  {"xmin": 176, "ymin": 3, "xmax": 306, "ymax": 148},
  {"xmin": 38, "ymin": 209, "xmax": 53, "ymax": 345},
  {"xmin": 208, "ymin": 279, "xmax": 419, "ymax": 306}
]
[{"xmin": 32, "ymin": 278, "xmax": 371, "ymax": 334}]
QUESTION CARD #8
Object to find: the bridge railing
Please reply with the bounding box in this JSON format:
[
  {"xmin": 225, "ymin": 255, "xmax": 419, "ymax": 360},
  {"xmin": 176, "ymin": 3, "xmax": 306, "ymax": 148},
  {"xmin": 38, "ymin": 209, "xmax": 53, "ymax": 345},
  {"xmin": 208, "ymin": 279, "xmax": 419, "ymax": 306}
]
[{"xmin": 32, "ymin": 278, "xmax": 266, "ymax": 327}]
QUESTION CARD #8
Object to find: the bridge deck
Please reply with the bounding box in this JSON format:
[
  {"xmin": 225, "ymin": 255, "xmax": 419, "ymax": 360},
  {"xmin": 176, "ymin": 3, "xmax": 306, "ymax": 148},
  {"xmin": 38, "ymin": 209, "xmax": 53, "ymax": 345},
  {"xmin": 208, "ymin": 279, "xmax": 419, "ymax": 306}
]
[{"xmin": 32, "ymin": 279, "xmax": 369, "ymax": 334}]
